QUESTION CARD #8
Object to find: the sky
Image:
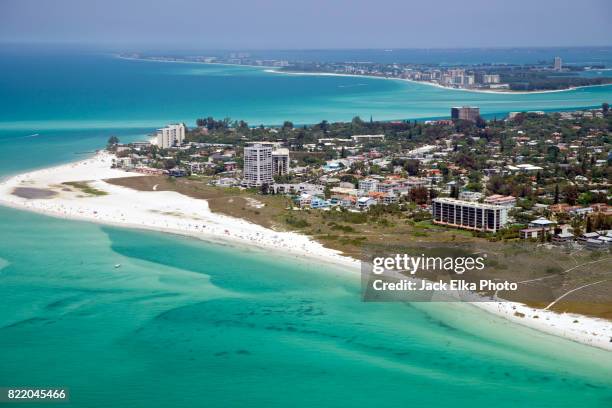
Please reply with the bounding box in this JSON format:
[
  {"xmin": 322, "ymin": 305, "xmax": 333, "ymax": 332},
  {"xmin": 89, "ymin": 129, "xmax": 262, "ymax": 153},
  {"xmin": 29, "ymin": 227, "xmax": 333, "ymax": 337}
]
[{"xmin": 1, "ymin": 0, "xmax": 611, "ymax": 49}]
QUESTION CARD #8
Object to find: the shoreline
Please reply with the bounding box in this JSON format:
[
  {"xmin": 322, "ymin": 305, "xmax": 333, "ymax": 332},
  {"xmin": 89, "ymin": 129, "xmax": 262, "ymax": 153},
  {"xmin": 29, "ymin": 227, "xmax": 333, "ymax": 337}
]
[
  {"xmin": 266, "ymin": 69, "xmax": 612, "ymax": 95},
  {"xmin": 116, "ymin": 55, "xmax": 612, "ymax": 95},
  {"xmin": 115, "ymin": 54, "xmax": 279, "ymax": 70},
  {"xmin": 0, "ymin": 151, "xmax": 610, "ymax": 351},
  {"xmin": 0, "ymin": 151, "xmax": 359, "ymax": 272}
]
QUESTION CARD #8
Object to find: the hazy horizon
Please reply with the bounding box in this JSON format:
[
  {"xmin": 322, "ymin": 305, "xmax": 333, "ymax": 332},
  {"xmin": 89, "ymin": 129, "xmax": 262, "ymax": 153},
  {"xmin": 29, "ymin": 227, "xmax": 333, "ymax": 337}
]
[
  {"xmin": 1, "ymin": 0, "xmax": 611, "ymax": 49},
  {"xmin": 2, "ymin": 42, "xmax": 612, "ymax": 51}
]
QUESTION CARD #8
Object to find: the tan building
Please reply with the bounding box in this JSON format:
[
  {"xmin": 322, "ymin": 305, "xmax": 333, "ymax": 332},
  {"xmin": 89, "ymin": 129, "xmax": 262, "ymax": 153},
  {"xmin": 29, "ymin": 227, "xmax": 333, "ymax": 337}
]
[
  {"xmin": 451, "ymin": 106, "xmax": 480, "ymax": 123},
  {"xmin": 156, "ymin": 123, "xmax": 185, "ymax": 149},
  {"xmin": 272, "ymin": 148, "xmax": 290, "ymax": 176}
]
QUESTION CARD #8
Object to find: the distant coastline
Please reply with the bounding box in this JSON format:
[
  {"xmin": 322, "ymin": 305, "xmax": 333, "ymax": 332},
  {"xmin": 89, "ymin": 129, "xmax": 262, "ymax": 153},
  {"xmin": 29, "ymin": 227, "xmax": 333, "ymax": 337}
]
[
  {"xmin": 266, "ymin": 69, "xmax": 612, "ymax": 95},
  {"xmin": 115, "ymin": 54, "xmax": 279, "ymax": 70},
  {"xmin": 116, "ymin": 54, "xmax": 612, "ymax": 95}
]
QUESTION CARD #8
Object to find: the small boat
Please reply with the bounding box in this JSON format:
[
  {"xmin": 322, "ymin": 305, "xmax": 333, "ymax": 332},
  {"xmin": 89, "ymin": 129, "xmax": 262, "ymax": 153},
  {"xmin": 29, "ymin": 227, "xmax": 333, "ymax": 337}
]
[{"xmin": 114, "ymin": 264, "xmax": 121, "ymax": 268}]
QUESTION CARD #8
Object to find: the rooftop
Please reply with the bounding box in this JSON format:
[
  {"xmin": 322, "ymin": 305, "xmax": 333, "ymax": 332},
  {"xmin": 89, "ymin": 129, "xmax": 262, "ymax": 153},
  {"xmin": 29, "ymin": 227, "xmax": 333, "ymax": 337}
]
[{"xmin": 433, "ymin": 197, "xmax": 506, "ymax": 210}]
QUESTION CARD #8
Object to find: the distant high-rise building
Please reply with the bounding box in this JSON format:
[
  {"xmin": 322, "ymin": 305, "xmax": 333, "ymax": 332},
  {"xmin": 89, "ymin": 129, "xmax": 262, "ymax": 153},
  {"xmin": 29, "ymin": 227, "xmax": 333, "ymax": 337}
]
[
  {"xmin": 243, "ymin": 143, "xmax": 273, "ymax": 187},
  {"xmin": 481, "ymin": 74, "xmax": 501, "ymax": 84},
  {"xmin": 448, "ymin": 68, "xmax": 465, "ymax": 79},
  {"xmin": 451, "ymin": 106, "xmax": 480, "ymax": 123},
  {"xmin": 553, "ymin": 56, "xmax": 563, "ymax": 71},
  {"xmin": 156, "ymin": 123, "xmax": 185, "ymax": 149}
]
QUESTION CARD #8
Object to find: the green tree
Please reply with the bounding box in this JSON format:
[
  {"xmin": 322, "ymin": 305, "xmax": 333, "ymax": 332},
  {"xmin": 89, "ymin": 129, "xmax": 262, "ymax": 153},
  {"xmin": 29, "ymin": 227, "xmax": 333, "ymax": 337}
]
[
  {"xmin": 403, "ymin": 160, "xmax": 420, "ymax": 176},
  {"xmin": 107, "ymin": 136, "xmax": 119, "ymax": 150},
  {"xmin": 163, "ymin": 159, "xmax": 176, "ymax": 170},
  {"xmin": 409, "ymin": 186, "xmax": 428, "ymax": 204},
  {"xmin": 563, "ymin": 185, "xmax": 578, "ymax": 205},
  {"xmin": 319, "ymin": 120, "xmax": 329, "ymax": 133}
]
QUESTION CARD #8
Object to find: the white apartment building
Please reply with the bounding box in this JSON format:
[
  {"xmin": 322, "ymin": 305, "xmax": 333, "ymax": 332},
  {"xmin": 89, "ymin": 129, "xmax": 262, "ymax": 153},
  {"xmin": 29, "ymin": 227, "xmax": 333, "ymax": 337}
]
[
  {"xmin": 459, "ymin": 191, "xmax": 484, "ymax": 202},
  {"xmin": 432, "ymin": 197, "xmax": 508, "ymax": 232},
  {"xmin": 156, "ymin": 123, "xmax": 186, "ymax": 149},
  {"xmin": 482, "ymin": 74, "xmax": 501, "ymax": 84},
  {"xmin": 359, "ymin": 178, "xmax": 379, "ymax": 192},
  {"xmin": 351, "ymin": 134, "xmax": 385, "ymax": 143},
  {"xmin": 243, "ymin": 143, "xmax": 273, "ymax": 187}
]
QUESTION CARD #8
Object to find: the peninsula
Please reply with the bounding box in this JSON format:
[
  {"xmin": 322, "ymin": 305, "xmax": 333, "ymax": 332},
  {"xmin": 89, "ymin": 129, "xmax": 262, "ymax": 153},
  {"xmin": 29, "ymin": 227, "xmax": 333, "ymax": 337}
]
[
  {"xmin": 1, "ymin": 107, "xmax": 610, "ymax": 350},
  {"xmin": 119, "ymin": 52, "xmax": 612, "ymax": 93}
]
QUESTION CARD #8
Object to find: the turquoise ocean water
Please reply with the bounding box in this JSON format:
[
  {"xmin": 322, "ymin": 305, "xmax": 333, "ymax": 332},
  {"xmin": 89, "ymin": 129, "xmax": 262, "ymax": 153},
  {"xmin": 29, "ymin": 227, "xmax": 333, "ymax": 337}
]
[{"xmin": 1, "ymin": 49, "xmax": 611, "ymax": 407}]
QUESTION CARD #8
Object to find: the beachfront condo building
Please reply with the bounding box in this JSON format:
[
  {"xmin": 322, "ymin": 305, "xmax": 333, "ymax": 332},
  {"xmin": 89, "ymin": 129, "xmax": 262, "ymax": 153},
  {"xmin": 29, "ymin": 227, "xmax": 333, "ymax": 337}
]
[
  {"xmin": 156, "ymin": 123, "xmax": 186, "ymax": 149},
  {"xmin": 451, "ymin": 106, "xmax": 480, "ymax": 123},
  {"xmin": 432, "ymin": 197, "xmax": 508, "ymax": 232},
  {"xmin": 272, "ymin": 148, "xmax": 290, "ymax": 176},
  {"xmin": 243, "ymin": 143, "xmax": 273, "ymax": 187}
]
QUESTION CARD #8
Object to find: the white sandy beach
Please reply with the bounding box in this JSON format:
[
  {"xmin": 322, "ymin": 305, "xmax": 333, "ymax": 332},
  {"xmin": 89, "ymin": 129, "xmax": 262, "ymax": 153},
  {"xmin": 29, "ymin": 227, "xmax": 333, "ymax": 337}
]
[
  {"xmin": 0, "ymin": 152, "xmax": 610, "ymax": 351},
  {"xmin": 0, "ymin": 151, "xmax": 358, "ymax": 271},
  {"xmin": 264, "ymin": 68, "xmax": 612, "ymax": 95}
]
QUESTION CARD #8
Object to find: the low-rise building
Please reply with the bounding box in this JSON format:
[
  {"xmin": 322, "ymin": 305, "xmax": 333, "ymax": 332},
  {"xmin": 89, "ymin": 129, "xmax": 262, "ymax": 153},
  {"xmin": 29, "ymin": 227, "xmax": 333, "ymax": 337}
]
[
  {"xmin": 215, "ymin": 177, "xmax": 238, "ymax": 187},
  {"xmin": 224, "ymin": 161, "xmax": 238, "ymax": 172},
  {"xmin": 552, "ymin": 232, "xmax": 574, "ymax": 243},
  {"xmin": 376, "ymin": 182, "xmax": 398, "ymax": 194},
  {"xmin": 383, "ymin": 193, "xmax": 398, "ymax": 205},
  {"xmin": 528, "ymin": 218, "xmax": 556, "ymax": 230},
  {"xmin": 520, "ymin": 228, "xmax": 546, "ymax": 240},
  {"xmin": 459, "ymin": 191, "xmax": 484, "ymax": 202},
  {"xmin": 296, "ymin": 193, "xmax": 313, "ymax": 208},
  {"xmin": 359, "ymin": 178, "xmax": 379, "ymax": 192},
  {"xmin": 585, "ymin": 237, "xmax": 611, "ymax": 250},
  {"xmin": 310, "ymin": 197, "xmax": 330, "ymax": 209},
  {"xmin": 484, "ymin": 194, "xmax": 516, "ymax": 208},
  {"xmin": 271, "ymin": 183, "xmax": 324, "ymax": 196},
  {"xmin": 357, "ymin": 197, "xmax": 377, "ymax": 210},
  {"xmin": 505, "ymin": 164, "xmax": 544, "ymax": 173},
  {"xmin": 351, "ymin": 134, "xmax": 385, "ymax": 143}
]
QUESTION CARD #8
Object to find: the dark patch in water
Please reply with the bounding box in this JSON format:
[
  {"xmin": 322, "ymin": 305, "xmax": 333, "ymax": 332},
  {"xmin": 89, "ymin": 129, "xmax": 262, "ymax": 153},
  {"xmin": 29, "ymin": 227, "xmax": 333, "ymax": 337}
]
[
  {"xmin": 3, "ymin": 317, "xmax": 51, "ymax": 329},
  {"xmin": 129, "ymin": 292, "xmax": 182, "ymax": 303},
  {"xmin": 46, "ymin": 297, "xmax": 79, "ymax": 310}
]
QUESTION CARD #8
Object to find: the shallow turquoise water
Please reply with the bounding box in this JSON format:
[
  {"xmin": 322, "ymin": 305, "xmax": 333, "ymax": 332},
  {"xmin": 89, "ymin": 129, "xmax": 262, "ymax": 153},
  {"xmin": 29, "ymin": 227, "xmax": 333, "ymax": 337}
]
[
  {"xmin": 1, "ymin": 209, "xmax": 611, "ymax": 407},
  {"xmin": 1, "ymin": 50, "xmax": 612, "ymax": 129},
  {"xmin": 0, "ymin": 49, "xmax": 611, "ymax": 407}
]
